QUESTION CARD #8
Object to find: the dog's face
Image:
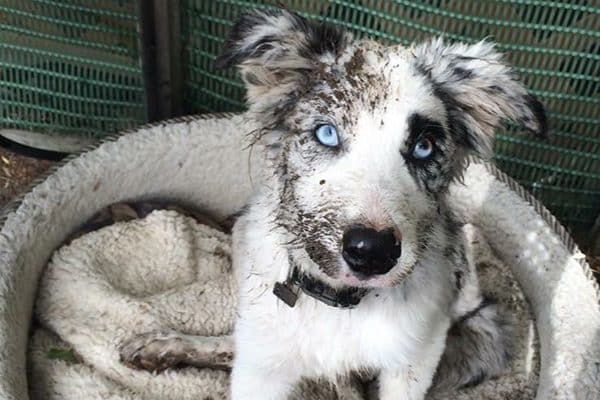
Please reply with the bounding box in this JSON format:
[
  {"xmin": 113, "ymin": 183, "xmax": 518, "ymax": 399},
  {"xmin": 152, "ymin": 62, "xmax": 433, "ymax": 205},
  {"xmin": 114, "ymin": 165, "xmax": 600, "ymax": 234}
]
[{"xmin": 218, "ymin": 10, "xmax": 547, "ymax": 288}]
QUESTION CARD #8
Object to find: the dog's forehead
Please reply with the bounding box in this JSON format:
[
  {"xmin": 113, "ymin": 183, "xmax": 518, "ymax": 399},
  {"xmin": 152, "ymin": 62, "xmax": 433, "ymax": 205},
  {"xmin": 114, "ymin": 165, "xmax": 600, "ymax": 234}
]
[
  {"xmin": 289, "ymin": 40, "xmax": 444, "ymax": 141},
  {"xmin": 319, "ymin": 42, "xmax": 443, "ymax": 129},
  {"xmin": 328, "ymin": 41, "xmax": 417, "ymax": 92}
]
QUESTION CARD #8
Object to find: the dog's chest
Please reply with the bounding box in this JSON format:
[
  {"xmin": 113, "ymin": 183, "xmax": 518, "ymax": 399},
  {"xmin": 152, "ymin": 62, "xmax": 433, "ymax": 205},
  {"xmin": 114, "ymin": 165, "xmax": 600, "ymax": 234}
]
[
  {"xmin": 233, "ymin": 206, "xmax": 451, "ymax": 378},
  {"xmin": 244, "ymin": 289, "xmax": 446, "ymax": 378}
]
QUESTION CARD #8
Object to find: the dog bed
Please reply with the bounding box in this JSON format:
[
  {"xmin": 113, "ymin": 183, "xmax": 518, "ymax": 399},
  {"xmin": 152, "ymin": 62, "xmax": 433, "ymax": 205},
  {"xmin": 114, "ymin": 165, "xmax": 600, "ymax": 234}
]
[
  {"xmin": 28, "ymin": 204, "xmax": 535, "ymax": 400},
  {"xmin": 0, "ymin": 113, "xmax": 598, "ymax": 399}
]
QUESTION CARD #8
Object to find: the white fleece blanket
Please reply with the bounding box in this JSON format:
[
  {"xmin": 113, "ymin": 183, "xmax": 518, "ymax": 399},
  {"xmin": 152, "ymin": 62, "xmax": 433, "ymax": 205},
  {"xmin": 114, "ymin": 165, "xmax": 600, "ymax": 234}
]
[{"xmin": 29, "ymin": 208, "xmax": 539, "ymax": 400}]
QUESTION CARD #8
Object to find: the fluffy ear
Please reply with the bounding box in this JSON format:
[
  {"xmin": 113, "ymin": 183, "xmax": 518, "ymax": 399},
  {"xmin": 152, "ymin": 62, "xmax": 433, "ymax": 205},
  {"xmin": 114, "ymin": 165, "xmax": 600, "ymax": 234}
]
[
  {"xmin": 216, "ymin": 9, "xmax": 351, "ymax": 120},
  {"xmin": 413, "ymin": 38, "xmax": 548, "ymax": 158}
]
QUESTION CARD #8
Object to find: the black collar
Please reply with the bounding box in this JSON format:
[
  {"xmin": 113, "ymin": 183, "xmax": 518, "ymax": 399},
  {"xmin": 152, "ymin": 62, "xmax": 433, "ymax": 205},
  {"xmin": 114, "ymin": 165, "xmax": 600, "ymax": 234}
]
[{"xmin": 273, "ymin": 266, "xmax": 370, "ymax": 309}]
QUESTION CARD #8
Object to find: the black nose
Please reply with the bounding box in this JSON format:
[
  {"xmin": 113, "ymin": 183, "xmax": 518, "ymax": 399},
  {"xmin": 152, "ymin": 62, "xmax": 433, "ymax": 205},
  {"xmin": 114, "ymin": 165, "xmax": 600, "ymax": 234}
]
[{"xmin": 342, "ymin": 225, "xmax": 401, "ymax": 276}]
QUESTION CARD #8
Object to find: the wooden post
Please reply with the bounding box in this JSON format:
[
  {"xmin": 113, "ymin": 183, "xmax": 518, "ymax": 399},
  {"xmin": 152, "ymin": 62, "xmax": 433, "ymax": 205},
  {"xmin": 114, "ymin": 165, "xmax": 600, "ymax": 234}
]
[{"xmin": 138, "ymin": 0, "xmax": 182, "ymax": 122}]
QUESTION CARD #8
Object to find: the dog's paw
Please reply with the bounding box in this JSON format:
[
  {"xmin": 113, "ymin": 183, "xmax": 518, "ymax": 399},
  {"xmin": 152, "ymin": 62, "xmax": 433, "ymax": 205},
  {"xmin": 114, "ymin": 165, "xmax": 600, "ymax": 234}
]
[{"xmin": 119, "ymin": 331, "xmax": 188, "ymax": 373}]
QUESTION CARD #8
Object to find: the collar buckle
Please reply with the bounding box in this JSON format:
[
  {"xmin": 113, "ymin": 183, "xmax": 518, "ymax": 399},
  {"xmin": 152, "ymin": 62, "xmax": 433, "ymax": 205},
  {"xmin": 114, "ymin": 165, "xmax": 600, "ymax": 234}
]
[{"xmin": 273, "ymin": 281, "xmax": 299, "ymax": 307}]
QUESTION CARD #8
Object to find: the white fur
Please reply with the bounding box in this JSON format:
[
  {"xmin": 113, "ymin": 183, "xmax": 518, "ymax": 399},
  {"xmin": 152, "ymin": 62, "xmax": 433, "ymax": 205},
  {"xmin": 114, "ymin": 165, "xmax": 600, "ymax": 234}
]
[
  {"xmin": 219, "ymin": 8, "xmax": 556, "ymax": 396},
  {"xmin": 231, "ymin": 204, "xmax": 453, "ymax": 399},
  {"xmin": 230, "ymin": 96, "xmax": 461, "ymax": 399},
  {"xmin": 226, "ymin": 27, "xmax": 496, "ymax": 399}
]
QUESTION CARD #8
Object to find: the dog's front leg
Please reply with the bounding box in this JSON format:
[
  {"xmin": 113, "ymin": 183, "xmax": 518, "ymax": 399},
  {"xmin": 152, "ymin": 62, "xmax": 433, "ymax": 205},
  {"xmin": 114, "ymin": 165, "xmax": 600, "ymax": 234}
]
[
  {"xmin": 120, "ymin": 331, "xmax": 234, "ymax": 372},
  {"xmin": 378, "ymin": 328, "xmax": 448, "ymax": 400},
  {"xmin": 230, "ymin": 358, "xmax": 298, "ymax": 400}
]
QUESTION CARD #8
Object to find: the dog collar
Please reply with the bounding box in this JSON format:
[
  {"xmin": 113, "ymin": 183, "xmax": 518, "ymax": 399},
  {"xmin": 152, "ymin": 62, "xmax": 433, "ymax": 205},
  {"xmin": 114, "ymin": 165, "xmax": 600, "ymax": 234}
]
[{"xmin": 273, "ymin": 266, "xmax": 370, "ymax": 309}]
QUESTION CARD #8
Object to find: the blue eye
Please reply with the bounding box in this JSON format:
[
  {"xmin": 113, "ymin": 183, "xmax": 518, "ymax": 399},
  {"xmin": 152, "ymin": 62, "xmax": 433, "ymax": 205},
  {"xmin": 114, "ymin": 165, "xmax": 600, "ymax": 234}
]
[
  {"xmin": 314, "ymin": 124, "xmax": 339, "ymax": 147},
  {"xmin": 412, "ymin": 138, "xmax": 434, "ymax": 159}
]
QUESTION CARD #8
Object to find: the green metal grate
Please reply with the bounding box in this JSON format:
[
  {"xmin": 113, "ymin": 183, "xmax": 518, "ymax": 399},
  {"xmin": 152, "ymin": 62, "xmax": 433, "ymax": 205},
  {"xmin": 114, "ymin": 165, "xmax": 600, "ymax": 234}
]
[
  {"xmin": 0, "ymin": 0, "xmax": 145, "ymax": 139},
  {"xmin": 181, "ymin": 0, "xmax": 599, "ymax": 231}
]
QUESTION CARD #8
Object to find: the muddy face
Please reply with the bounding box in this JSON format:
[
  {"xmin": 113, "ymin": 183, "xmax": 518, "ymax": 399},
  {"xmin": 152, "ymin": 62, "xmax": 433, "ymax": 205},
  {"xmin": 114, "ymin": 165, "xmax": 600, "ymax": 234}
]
[
  {"xmin": 217, "ymin": 9, "xmax": 547, "ymax": 288},
  {"xmin": 271, "ymin": 44, "xmax": 456, "ymax": 287}
]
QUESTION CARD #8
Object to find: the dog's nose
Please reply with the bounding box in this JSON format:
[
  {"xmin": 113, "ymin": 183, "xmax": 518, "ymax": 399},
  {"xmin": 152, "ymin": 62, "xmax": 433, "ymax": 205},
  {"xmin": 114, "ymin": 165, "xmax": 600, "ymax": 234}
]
[{"xmin": 342, "ymin": 225, "xmax": 401, "ymax": 276}]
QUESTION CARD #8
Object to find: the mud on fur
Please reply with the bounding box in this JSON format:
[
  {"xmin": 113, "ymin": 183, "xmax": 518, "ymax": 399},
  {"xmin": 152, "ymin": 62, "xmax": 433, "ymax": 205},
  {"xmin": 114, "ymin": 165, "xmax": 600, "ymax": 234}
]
[
  {"xmin": 219, "ymin": 8, "xmax": 546, "ymax": 399},
  {"xmin": 124, "ymin": 8, "xmax": 547, "ymax": 400}
]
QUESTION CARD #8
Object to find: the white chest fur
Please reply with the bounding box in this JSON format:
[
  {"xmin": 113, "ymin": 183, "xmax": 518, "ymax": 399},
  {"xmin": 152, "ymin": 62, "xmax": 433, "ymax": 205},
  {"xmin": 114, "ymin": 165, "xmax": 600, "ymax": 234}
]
[{"xmin": 231, "ymin": 203, "xmax": 453, "ymax": 381}]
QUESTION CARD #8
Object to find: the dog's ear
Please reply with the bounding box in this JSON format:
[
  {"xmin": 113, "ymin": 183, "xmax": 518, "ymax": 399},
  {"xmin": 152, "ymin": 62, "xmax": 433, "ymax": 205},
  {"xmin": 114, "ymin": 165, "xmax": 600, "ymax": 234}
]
[
  {"xmin": 216, "ymin": 9, "xmax": 351, "ymax": 118},
  {"xmin": 413, "ymin": 38, "xmax": 548, "ymax": 158}
]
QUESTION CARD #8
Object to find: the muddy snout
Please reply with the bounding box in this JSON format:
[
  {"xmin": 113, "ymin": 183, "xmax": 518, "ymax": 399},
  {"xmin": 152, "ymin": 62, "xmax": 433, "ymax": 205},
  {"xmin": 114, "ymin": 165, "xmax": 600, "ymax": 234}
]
[{"xmin": 342, "ymin": 225, "xmax": 402, "ymax": 276}]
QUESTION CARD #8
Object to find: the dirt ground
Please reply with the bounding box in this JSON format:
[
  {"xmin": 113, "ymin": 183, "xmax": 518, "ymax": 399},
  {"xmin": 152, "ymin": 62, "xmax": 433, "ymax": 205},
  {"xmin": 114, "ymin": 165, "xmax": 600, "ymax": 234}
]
[
  {"xmin": 0, "ymin": 148, "xmax": 54, "ymax": 208},
  {"xmin": 0, "ymin": 146, "xmax": 598, "ymax": 281}
]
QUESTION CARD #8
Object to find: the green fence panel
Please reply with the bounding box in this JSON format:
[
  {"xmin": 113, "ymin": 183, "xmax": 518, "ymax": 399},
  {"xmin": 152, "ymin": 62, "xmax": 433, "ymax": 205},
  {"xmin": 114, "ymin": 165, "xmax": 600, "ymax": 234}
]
[
  {"xmin": 181, "ymin": 0, "xmax": 599, "ymax": 231},
  {"xmin": 0, "ymin": 0, "xmax": 145, "ymax": 140}
]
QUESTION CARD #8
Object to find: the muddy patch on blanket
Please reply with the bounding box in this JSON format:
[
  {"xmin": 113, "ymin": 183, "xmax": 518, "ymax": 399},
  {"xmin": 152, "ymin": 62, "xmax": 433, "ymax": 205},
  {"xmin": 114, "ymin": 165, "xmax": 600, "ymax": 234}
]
[{"xmin": 28, "ymin": 205, "xmax": 539, "ymax": 400}]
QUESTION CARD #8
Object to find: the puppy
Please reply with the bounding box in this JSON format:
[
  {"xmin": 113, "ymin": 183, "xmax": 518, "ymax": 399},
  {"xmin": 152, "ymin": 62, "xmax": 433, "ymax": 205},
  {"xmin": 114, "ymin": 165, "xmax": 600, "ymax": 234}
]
[{"xmin": 217, "ymin": 9, "xmax": 546, "ymax": 400}]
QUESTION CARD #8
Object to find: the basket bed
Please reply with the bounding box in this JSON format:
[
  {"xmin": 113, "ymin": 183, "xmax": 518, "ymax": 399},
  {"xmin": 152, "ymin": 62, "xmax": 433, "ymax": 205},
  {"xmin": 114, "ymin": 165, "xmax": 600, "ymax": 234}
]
[{"xmin": 0, "ymin": 113, "xmax": 597, "ymax": 400}]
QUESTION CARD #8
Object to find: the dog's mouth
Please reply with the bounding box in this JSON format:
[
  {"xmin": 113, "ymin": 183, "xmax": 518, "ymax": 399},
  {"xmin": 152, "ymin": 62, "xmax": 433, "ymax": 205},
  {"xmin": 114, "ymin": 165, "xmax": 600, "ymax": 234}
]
[
  {"xmin": 302, "ymin": 250, "xmax": 412, "ymax": 290},
  {"xmin": 297, "ymin": 254, "xmax": 417, "ymax": 293},
  {"xmin": 303, "ymin": 238, "xmax": 414, "ymax": 289},
  {"xmin": 336, "ymin": 261, "xmax": 408, "ymax": 288}
]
